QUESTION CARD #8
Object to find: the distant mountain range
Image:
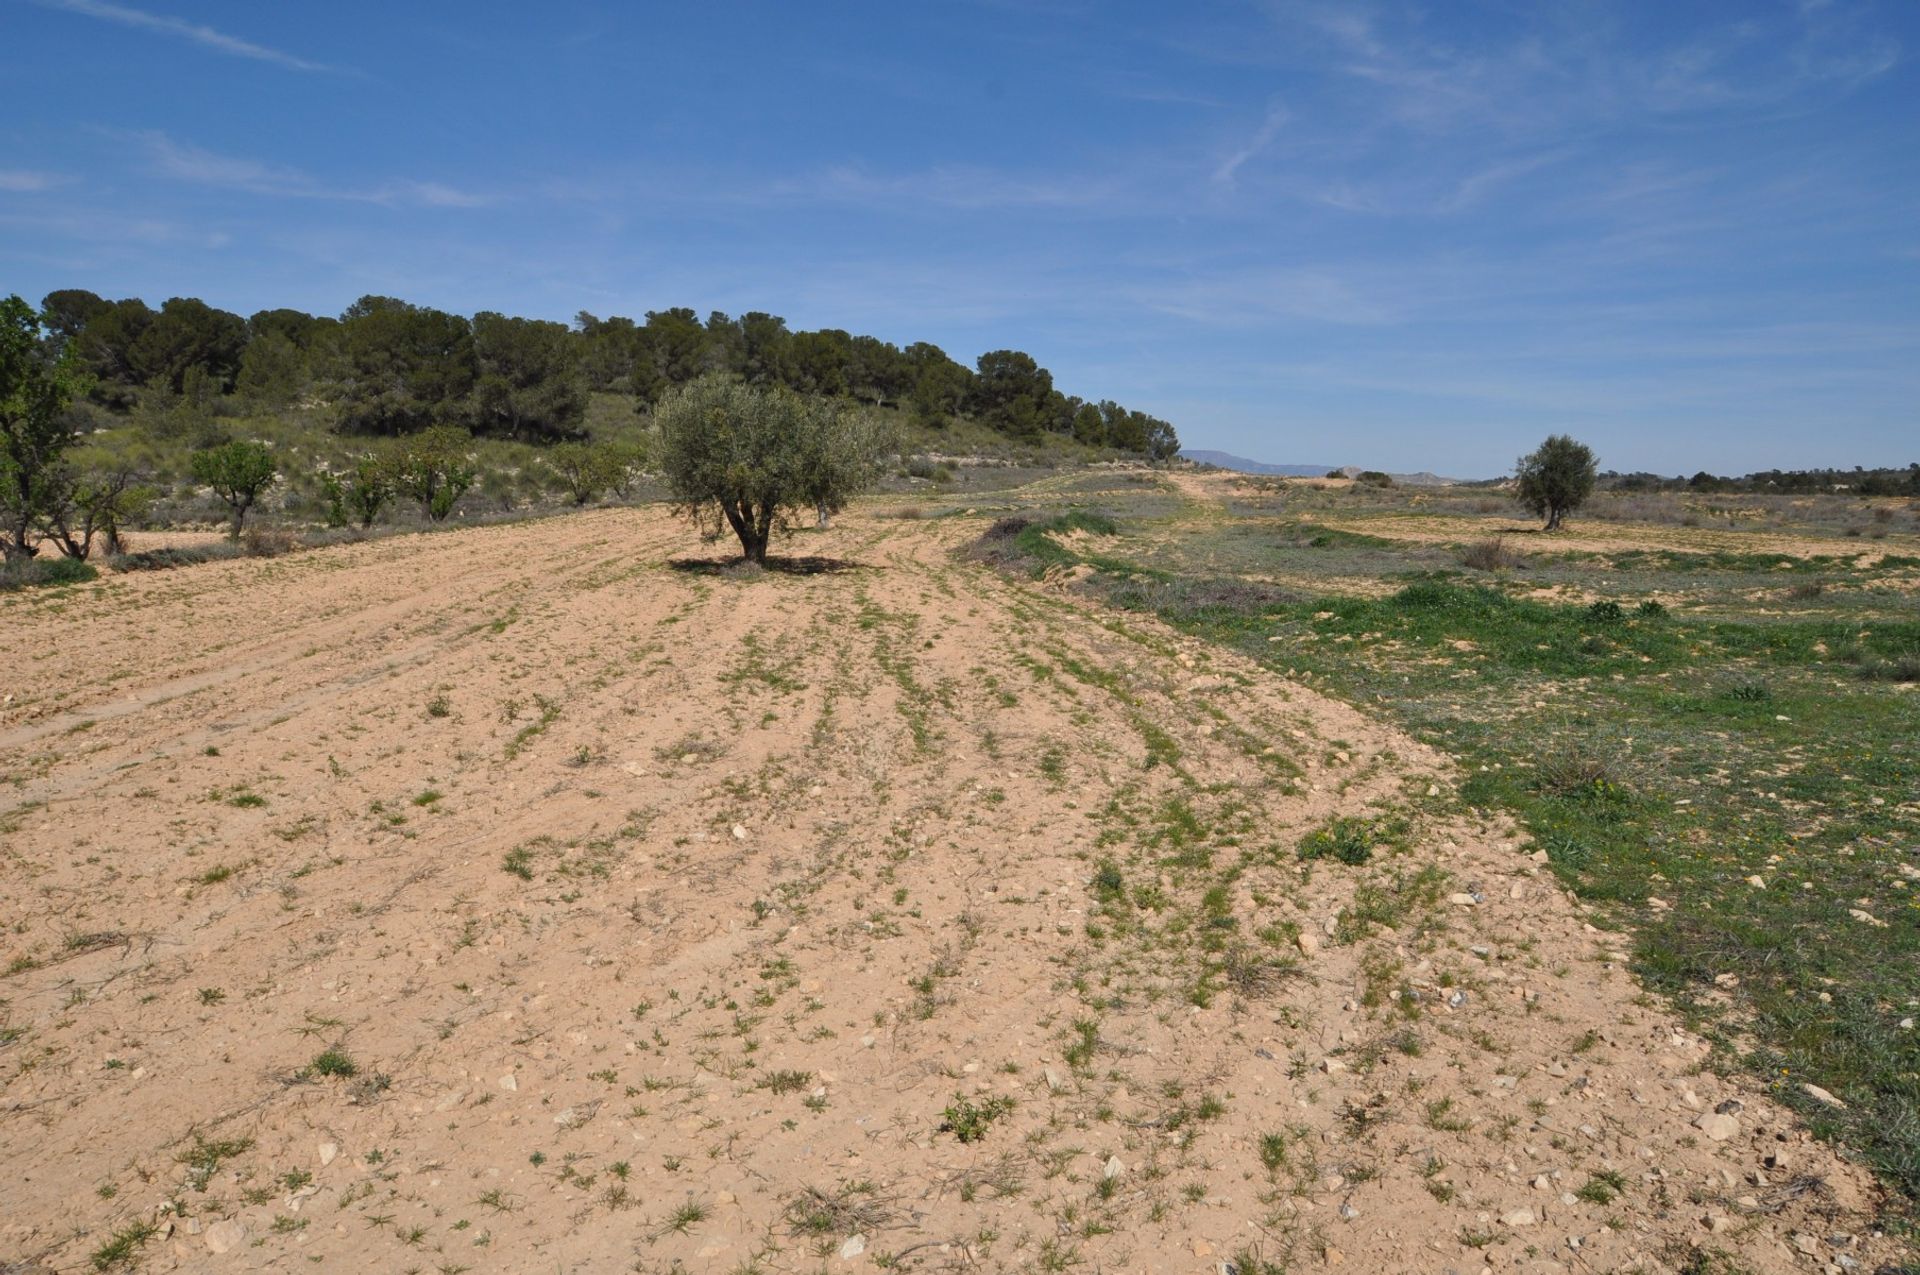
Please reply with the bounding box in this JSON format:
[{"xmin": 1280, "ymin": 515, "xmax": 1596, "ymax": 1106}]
[
  {"xmin": 1181, "ymin": 449, "xmax": 1459, "ymax": 486},
  {"xmin": 1180, "ymin": 450, "xmax": 1336, "ymax": 476}
]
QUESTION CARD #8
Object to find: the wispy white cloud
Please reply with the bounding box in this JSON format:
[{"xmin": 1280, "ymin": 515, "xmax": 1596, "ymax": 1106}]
[
  {"xmin": 773, "ymin": 164, "xmax": 1123, "ymax": 211},
  {"xmin": 1434, "ymin": 150, "xmax": 1567, "ymax": 213},
  {"xmin": 0, "ymin": 206, "xmax": 228, "ymax": 250},
  {"xmin": 137, "ymin": 132, "xmax": 490, "ymax": 208},
  {"xmin": 1213, "ymin": 100, "xmax": 1290, "ymax": 186},
  {"xmin": 1130, "ymin": 264, "xmax": 1416, "ymax": 326},
  {"xmin": 1249, "ymin": 0, "xmax": 1898, "ymax": 136},
  {"xmin": 30, "ymin": 0, "xmax": 343, "ymax": 73},
  {"xmin": 0, "ymin": 169, "xmax": 69, "ymax": 193}
]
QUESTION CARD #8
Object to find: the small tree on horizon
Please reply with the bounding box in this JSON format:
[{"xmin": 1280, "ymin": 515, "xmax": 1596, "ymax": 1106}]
[
  {"xmin": 653, "ymin": 375, "xmax": 891, "ymax": 564},
  {"xmin": 190, "ymin": 439, "xmax": 277, "ymax": 538},
  {"xmin": 1514, "ymin": 434, "xmax": 1597, "ymax": 531}
]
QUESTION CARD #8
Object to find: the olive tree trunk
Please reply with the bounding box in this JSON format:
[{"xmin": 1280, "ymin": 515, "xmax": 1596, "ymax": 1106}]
[{"xmin": 720, "ymin": 498, "xmax": 772, "ymax": 564}]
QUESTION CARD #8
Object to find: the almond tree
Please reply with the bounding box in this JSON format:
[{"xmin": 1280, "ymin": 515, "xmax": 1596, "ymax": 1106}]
[
  {"xmin": 1, "ymin": 295, "xmax": 90, "ymax": 560},
  {"xmin": 190, "ymin": 439, "xmax": 278, "ymax": 538}
]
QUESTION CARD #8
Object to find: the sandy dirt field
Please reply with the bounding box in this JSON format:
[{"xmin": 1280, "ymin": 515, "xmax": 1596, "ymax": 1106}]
[{"xmin": 0, "ymin": 505, "xmax": 1904, "ymax": 1273}]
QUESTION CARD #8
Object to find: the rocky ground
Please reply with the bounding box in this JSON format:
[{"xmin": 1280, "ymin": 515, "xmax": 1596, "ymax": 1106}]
[{"xmin": 0, "ymin": 502, "xmax": 1905, "ymax": 1273}]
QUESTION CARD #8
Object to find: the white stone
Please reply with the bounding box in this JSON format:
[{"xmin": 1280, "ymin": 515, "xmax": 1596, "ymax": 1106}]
[{"xmin": 204, "ymin": 1220, "xmax": 247, "ymax": 1254}]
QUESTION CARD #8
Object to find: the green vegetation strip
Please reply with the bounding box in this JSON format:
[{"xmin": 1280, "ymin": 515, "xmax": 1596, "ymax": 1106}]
[{"xmin": 1030, "ymin": 527, "xmax": 1920, "ymax": 1204}]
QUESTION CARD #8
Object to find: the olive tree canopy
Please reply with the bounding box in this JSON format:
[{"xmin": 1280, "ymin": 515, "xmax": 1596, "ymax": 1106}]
[
  {"xmin": 1514, "ymin": 434, "xmax": 1598, "ymax": 531},
  {"xmin": 653, "ymin": 374, "xmax": 892, "ymax": 564}
]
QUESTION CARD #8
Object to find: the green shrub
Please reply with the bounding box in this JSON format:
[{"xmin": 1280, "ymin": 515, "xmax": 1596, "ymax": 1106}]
[
  {"xmin": 308, "ymin": 1049, "xmax": 357, "ymax": 1078},
  {"xmin": 0, "ymin": 556, "xmax": 97, "ymax": 592},
  {"xmin": 110, "ymin": 543, "xmax": 245, "ymax": 572},
  {"xmin": 1532, "ymin": 750, "xmax": 1626, "ymax": 801},
  {"xmin": 1856, "ymin": 653, "xmax": 1920, "ymax": 684},
  {"xmin": 940, "ymin": 1092, "xmax": 1015, "ymax": 1143},
  {"xmin": 1298, "ymin": 815, "xmax": 1377, "ymax": 865},
  {"xmin": 1459, "ymin": 538, "xmax": 1524, "ymax": 571}
]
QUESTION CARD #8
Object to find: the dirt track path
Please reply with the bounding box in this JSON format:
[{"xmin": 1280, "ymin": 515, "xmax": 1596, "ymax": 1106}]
[{"xmin": 0, "ymin": 506, "xmax": 1899, "ymax": 1273}]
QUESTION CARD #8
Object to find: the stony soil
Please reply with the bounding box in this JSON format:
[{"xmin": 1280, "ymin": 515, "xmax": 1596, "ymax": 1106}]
[{"xmin": 0, "ymin": 504, "xmax": 1904, "ymax": 1274}]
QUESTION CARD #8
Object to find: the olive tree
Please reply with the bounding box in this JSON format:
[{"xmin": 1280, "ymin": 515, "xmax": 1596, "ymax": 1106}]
[
  {"xmin": 1, "ymin": 295, "xmax": 90, "ymax": 560},
  {"xmin": 801, "ymin": 407, "xmax": 893, "ymax": 529},
  {"xmin": 1514, "ymin": 434, "xmax": 1597, "ymax": 531},
  {"xmin": 654, "ymin": 375, "xmax": 891, "ymax": 564},
  {"xmin": 191, "ymin": 439, "xmax": 278, "ymax": 538}
]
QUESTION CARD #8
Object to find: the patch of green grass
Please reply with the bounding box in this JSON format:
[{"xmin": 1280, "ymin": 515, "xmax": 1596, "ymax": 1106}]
[
  {"xmin": 502, "ymin": 694, "xmax": 560, "ymax": 761},
  {"xmin": 308, "ymin": 1048, "xmax": 357, "ymax": 1078},
  {"xmin": 1336, "ymin": 865, "xmax": 1449, "ymax": 944},
  {"xmin": 1575, "ymin": 1169, "xmax": 1628, "ymax": 1204},
  {"xmin": 940, "ymin": 1092, "xmax": 1015, "ymax": 1143},
  {"xmin": 718, "ymin": 633, "xmax": 808, "ymax": 693},
  {"xmin": 1297, "ymin": 813, "xmax": 1407, "ymax": 865},
  {"xmin": 760, "ymin": 1069, "xmax": 812, "ymax": 1095},
  {"xmin": 177, "ymin": 1134, "xmax": 254, "ymax": 1191},
  {"xmin": 659, "ymin": 1200, "xmax": 706, "ymax": 1236},
  {"xmin": 89, "ymin": 1219, "xmax": 157, "ymax": 1270},
  {"xmin": 1063, "ymin": 1018, "xmax": 1100, "ymax": 1070}
]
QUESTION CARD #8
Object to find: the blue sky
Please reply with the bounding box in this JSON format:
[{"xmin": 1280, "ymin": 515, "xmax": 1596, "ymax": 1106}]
[{"xmin": 2, "ymin": 1, "xmax": 1915, "ymax": 476}]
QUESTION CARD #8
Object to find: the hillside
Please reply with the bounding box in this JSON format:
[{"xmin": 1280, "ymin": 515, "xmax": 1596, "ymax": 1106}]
[{"xmin": 1180, "ymin": 448, "xmax": 1339, "ymax": 476}]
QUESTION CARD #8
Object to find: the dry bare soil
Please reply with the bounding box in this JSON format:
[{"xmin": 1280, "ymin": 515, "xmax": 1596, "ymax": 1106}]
[{"xmin": 1, "ymin": 504, "xmax": 1904, "ymax": 1274}]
